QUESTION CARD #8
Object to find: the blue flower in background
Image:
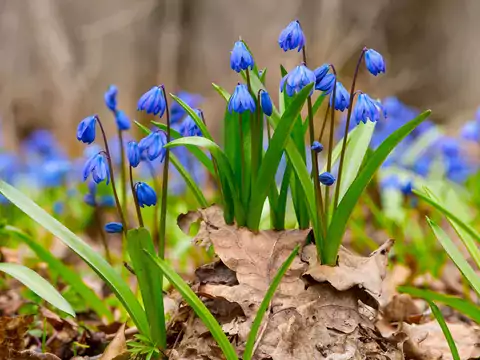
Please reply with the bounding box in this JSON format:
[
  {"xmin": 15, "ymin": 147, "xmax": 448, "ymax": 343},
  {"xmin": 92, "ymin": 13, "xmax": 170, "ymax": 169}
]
[
  {"xmin": 137, "ymin": 86, "xmax": 166, "ymax": 117},
  {"xmin": 260, "ymin": 90, "xmax": 273, "ymax": 116},
  {"xmin": 380, "ymin": 174, "xmax": 400, "ymax": 190},
  {"xmin": 280, "ymin": 64, "xmax": 315, "ymax": 97},
  {"xmin": 83, "ymin": 153, "xmax": 110, "ymax": 184},
  {"xmin": 53, "ymin": 201, "xmax": 64, "ymax": 215},
  {"xmin": 352, "ymin": 93, "xmax": 386, "ymax": 124},
  {"xmin": 461, "ymin": 121, "xmax": 480, "ymax": 142},
  {"xmin": 315, "ymin": 73, "xmax": 335, "ymax": 94},
  {"xmin": 401, "ymin": 180, "xmax": 413, "ymax": 196},
  {"xmin": 127, "ymin": 141, "xmax": 141, "ymax": 167},
  {"xmin": 23, "ymin": 130, "xmax": 64, "ymax": 158},
  {"xmin": 413, "ymin": 154, "xmax": 433, "ymax": 177},
  {"xmin": 278, "ymin": 20, "xmax": 305, "ymax": 52},
  {"xmin": 228, "ymin": 83, "xmax": 255, "ymax": 113},
  {"xmin": 98, "ymin": 195, "xmax": 115, "ymax": 208},
  {"xmin": 178, "ymin": 109, "xmax": 202, "ymax": 137},
  {"xmin": 311, "ymin": 141, "xmax": 323, "ymax": 153},
  {"xmin": 441, "ymin": 137, "xmax": 461, "ymax": 158},
  {"xmin": 170, "ymin": 91, "xmax": 203, "ymax": 124},
  {"xmin": 104, "ymin": 85, "xmax": 118, "ymax": 112},
  {"xmin": 330, "ymin": 82, "xmax": 350, "ymax": 111},
  {"xmin": 135, "ymin": 182, "xmax": 157, "ymax": 207},
  {"xmin": 319, "ymin": 171, "xmax": 336, "ymax": 186},
  {"xmin": 105, "ymin": 222, "xmax": 123, "ymax": 233},
  {"xmin": 138, "ymin": 131, "xmax": 167, "ymax": 162},
  {"xmin": 365, "ymin": 48, "xmax": 386, "ymax": 76},
  {"xmin": 77, "ymin": 115, "xmax": 97, "ymax": 144},
  {"xmin": 230, "ymin": 41, "xmax": 254, "ymax": 73},
  {"xmin": 115, "ymin": 110, "xmax": 130, "ymax": 131}
]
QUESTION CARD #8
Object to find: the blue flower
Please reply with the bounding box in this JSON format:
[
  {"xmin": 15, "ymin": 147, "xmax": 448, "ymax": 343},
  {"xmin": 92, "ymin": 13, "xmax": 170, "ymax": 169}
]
[
  {"xmin": 135, "ymin": 182, "xmax": 157, "ymax": 207},
  {"xmin": 98, "ymin": 195, "xmax": 116, "ymax": 208},
  {"xmin": 380, "ymin": 174, "xmax": 400, "ymax": 190},
  {"xmin": 83, "ymin": 153, "xmax": 110, "ymax": 184},
  {"xmin": 260, "ymin": 90, "xmax": 273, "ymax": 116},
  {"xmin": 137, "ymin": 86, "xmax": 166, "ymax": 117},
  {"xmin": 179, "ymin": 110, "xmax": 202, "ymax": 137},
  {"xmin": 115, "ymin": 110, "xmax": 130, "ymax": 131},
  {"xmin": 230, "ymin": 41, "xmax": 254, "ymax": 73},
  {"xmin": 228, "ymin": 83, "xmax": 255, "ymax": 113},
  {"xmin": 329, "ymin": 82, "xmax": 350, "ymax": 111},
  {"xmin": 105, "ymin": 222, "xmax": 123, "ymax": 233},
  {"xmin": 104, "ymin": 85, "xmax": 118, "ymax": 112},
  {"xmin": 314, "ymin": 64, "xmax": 330, "ymax": 84},
  {"xmin": 461, "ymin": 121, "xmax": 479, "ymax": 142},
  {"xmin": 352, "ymin": 93, "xmax": 386, "ymax": 124},
  {"xmin": 319, "ymin": 171, "xmax": 336, "ymax": 186},
  {"xmin": 77, "ymin": 115, "xmax": 97, "ymax": 144},
  {"xmin": 365, "ymin": 49, "xmax": 386, "ymax": 76},
  {"xmin": 401, "ymin": 180, "xmax": 413, "ymax": 196},
  {"xmin": 53, "ymin": 201, "xmax": 64, "ymax": 215},
  {"xmin": 441, "ymin": 137, "xmax": 460, "ymax": 158},
  {"xmin": 311, "ymin": 141, "xmax": 324, "ymax": 153},
  {"xmin": 138, "ymin": 131, "xmax": 167, "ymax": 161},
  {"xmin": 280, "ymin": 64, "xmax": 315, "ymax": 97},
  {"xmin": 315, "ymin": 73, "xmax": 335, "ymax": 94},
  {"xmin": 278, "ymin": 20, "xmax": 305, "ymax": 52},
  {"xmin": 127, "ymin": 141, "xmax": 141, "ymax": 167}
]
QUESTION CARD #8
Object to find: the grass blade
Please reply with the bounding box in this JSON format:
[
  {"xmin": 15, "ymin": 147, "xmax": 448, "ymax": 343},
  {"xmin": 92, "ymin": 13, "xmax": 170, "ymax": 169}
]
[
  {"xmin": 127, "ymin": 228, "xmax": 165, "ymax": 346},
  {"xmin": 426, "ymin": 218, "xmax": 480, "ymax": 296},
  {"xmin": 170, "ymin": 153, "xmax": 208, "ymax": 208},
  {"xmin": 398, "ymin": 286, "xmax": 480, "ymax": 323},
  {"xmin": 0, "ymin": 262, "xmax": 74, "ymax": 317},
  {"xmin": 144, "ymin": 252, "xmax": 238, "ymax": 360},
  {"xmin": 3, "ymin": 226, "xmax": 112, "ymax": 320},
  {"xmin": 325, "ymin": 110, "xmax": 431, "ymax": 264},
  {"xmin": 427, "ymin": 301, "xmax": 460, "ymax": 360},
  {"xmin": 247, "ymin": 84, "xmax": 313, "ymax": 230},
  {"xmin": 243, "ymin": 245, "xmax": 300, "ymax": 360},
  {"xmin": 0, "ymin": 180, "xmax": 149, "ymax": 335},
  {"xmin": 170, "ymin": 94, "xmax": 213, "ymax": 140}
]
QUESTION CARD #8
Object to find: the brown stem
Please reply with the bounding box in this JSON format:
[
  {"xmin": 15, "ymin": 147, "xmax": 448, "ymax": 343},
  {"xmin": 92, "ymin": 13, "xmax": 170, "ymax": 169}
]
[
  {"xmin": 129, "ymin": 166, "xmax": 144, "ymax": 227},
  {"xmin": 117, "ymin": 129, "xmax": 128, "ymax": 228},
  {"xmin": 159, "ymin": 85, "xmax": 171, "ymax": 259}
]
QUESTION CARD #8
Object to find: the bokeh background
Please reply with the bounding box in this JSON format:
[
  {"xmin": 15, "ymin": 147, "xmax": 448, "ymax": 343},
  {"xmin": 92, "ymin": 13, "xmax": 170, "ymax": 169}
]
[{"xmin": 1, "ymin": 0, "xmax": 480, "ymax": 152}]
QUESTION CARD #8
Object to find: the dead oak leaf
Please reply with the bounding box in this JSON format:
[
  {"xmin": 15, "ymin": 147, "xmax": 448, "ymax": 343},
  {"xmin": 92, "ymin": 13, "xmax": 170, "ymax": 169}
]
[{"xmin": 100, "ymin": 323, "xmax": 128, "ymax": 360}]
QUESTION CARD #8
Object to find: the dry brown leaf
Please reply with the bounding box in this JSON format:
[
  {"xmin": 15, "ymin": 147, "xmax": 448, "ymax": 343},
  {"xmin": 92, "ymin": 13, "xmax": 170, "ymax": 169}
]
[
  {"xmin": 0, "ymin": 315, "xmax": 33, "ymax": 351},
  {"xmin": 100, "ymin": 323, "xmax": 128, "ymax": 360},
  {"xmin": 177, "ymin": 210, "xmax": 202, "ymax": 235},
  {"xmin": 195, "ymin": 260, "xmax": 238, "ymax": 286},
  {"xmin": 7, "ymin": 350, "xmax": 61, "ymax": 360},
  {"xmin": 382, "ymin": 294, "xmax": 422, "ymax": 324}
]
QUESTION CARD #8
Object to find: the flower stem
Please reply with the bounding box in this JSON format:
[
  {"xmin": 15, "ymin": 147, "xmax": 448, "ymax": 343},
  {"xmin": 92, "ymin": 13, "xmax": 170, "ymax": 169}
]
[
  {"xmin": 96, "ymin": 116, "xmax": 126, "ymax": 231},
  {"xmin": 129, "ymin": 166, "xmax": 144, "ymax": 227},
  {"xmin": 146, "ymin": 160, "xmax": 160, "ymax": 242},
  {"xmin": 159, "ymin": 85, "xmax": 170, "ymax": 259},
  {"xmin": 117, "ymin": 129, "xmax": 128, "ymax": 227},
  {"xmin": 94, "ymin": 206, "xmax": 112, "ymax": 263},
  {"xmin": 333, "ymin": 48, "xmax": 366, "ymax": 210},
  {"xmin": 302, "ymin": 46, "xmax": 326, "ymax": 250}
]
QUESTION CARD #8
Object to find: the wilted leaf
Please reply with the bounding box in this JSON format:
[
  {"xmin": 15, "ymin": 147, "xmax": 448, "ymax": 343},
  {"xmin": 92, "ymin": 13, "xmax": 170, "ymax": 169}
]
[
  {"xmin": 7, "ymin": 350, "xmax": 61, "ymax": 360},
  {"xmin": 100, "ymin": 323, "xmax": 129, "ymax": 360},
  {"xmin": 195, "ymin": 260, "xmax": 239, "ymax": 286},
  {"xmin": 0, "ymin": 315, "xmax": 33, "ymax": 351}
]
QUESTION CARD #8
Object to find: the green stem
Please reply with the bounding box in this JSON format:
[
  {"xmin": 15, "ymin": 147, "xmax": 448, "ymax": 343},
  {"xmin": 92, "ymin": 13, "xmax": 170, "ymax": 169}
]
[
  {"xmin": 325, "ymin": 73, "xmax": 336, "ymax": 224},
  {"xmin": 146, "ymin": 160, "xmax": 160, "ymax": 246},
  {"xmin": 159, "ymin": 85, "xmax": 171, "ymax": 259},
  {"xmin": 117, "ymin": 128, "xmax": 128, "ymax": 228},
  {"xmin": 129, "ymin": 166, "xmax": 144, "ymax": 227},
  {"xmin": 333, "ymin": 48, "xmax": 366, "ymax": 209}
]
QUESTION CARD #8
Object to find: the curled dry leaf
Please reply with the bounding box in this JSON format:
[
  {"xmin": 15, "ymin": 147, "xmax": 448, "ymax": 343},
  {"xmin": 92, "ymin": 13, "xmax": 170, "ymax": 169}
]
[
  {"xmin": 171, "ymin": 206, "xmax": 402, "ymax": 360},
  {"xmin": 7, "ymin": 350, "xmax": 61, "ymax": 360},
  {"xmin": 100, "ymin": 323, "xmax": 129, "ymax": 360},
  {"xmin": 0, "ymin": 315, "xmax": 33, "ymax": 354}
]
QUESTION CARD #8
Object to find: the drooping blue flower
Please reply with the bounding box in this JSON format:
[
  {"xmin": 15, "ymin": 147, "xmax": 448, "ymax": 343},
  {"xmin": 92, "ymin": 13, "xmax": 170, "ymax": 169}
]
[
  {"xmin": 230, "ymin": 41, "xmax": 254, "ymax": 73},
  {"xmin": 365, "ymin": 49, "xmax": 386, "ymax": 76},
  {"xmin": 170, "ymin": 91, "xmax": 203, "ymax": 124},
  {"xmin": 329, "ymin": 82, "xmax": 350, "ymax": 111},
  {"xmin": 115, "ymin": 110, "xmax": 131, "ymax": 131},
  {"xmin": 441, "ymin": 137, "xmax": 460, "ymax": 158},
  {"xmin": 228, "ymin": 83, "xmax": 256, "ymax": 114},
  {"xmin": 401, "ymin": 180, "xmax": 413, "ymax": 196},
  {"xmin": 105, "ymin": 222, "xmax": 123, "ymax": 233},
  {"xmin": 135, "ymin": 182, "xmax": 157, "ymax": 207},
  {"xmin": 280, "ymin": 64, "xmax": 315, "ymax": 97},
  {"xmin": 278, "ymin": 20, "xmax": 305, "ymax": 52},
  {"xmin": 319, "ymin": 171, "xmax": 336, "ymax": 186},
  {"xmin": 104, "ymin": 85, "xmax": 118, "ymax": 112},
  {"xmin": 314, "ymin": 64, "xmax": 330, "ymax": 85},
  {"xmin": 137, "ymin": 86, "xmax": 166, "ymax": 117},
  {"xmin": 178, "ymin": 109, "xmax": 202, "ymax": 137},
  {"xmin": 77, "ymin": 115, "xmax": 97, "ymax": 144},
  {"xmin": 23, "ymin": 130, "xmax": 63, "ymax": 158},
  {"xmin": 260, "ymin": 90, "xmax": 273, "ymax": 116},
  {"xmin": 315, "ymin": 73, "xmax": 336, "ymax": 94},
  {"xmin": 83, "ymin": 153, "xmax": 110, "ymax": 184},
  {"xmin": 352, "ymin": 93, "xmax": 386, "ymax": 124},
  {"xmin": 127, "ymin": 141, "xmax": 141, "ymax": 167},
  {"xmin": 98, "ymin": 195, "xmax": 115, "ymax": 208},
  {"xmin": 461, "ymin": 121, "xmax": 479, "ymax": 142},
  {"xmin": 311, "ymin": 141, "xmax": 324, "ymax": 153},
  {"xmin": 138, "ymin": 131, "xmax": 167, "ymax": 162},
  {"xmin": 53, "ymin": 201, "xmax": 64, "ymax": 215}
]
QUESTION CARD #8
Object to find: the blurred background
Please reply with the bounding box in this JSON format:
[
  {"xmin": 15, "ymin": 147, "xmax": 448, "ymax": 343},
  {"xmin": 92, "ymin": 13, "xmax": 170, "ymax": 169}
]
[{"xmin": 1, "ymin": 0, "xmax": 480, "ymax": 152}]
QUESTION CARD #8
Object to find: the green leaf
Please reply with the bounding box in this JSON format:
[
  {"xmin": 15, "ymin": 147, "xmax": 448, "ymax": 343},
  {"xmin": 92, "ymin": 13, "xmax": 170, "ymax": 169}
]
[
  {"xmin": 427, "ymin": 301, "xmax": 460, "ymax": 360},
  {"xmin": 164, "ymin": 137, "xmax": 245, "ymax": 225},
  {"xmin": 170, "ymin": 94, "xmax": 213, "ymax": 140},
  {"xmin": 144, "ymin": 252, "xmax": 238, "ymax": 360},
  {"xmin": 426, "ymin": 218, "xmax": 480, "ymax": 296},
  {"xmin": 170, "ymin": 153, "xmax": 208, "ymax": 208},
  {"xmin": 274, "ymin": 163, "xmax": 292, "ymax": 230},
  {"xmin": 3, "ymin": 226, "xmax": 112, "ymax": 320},
  {"xmin": 0, "ymin": 180, "xmax": 149, "ymax": 335},
  {"xmin": 398, "ymin": 286, "xmax": 480, "ymax": 323},
  {"xmin": 212, "ymin": 83, "xmax": 231, "ymax": 102},
  {"xmin": 247, "ymin": 83, "xmax": 314, "ymax": 230},
  {"xmin": 0, "ymin": 262, "xmax": 74, "ymax": 317},
  {"xmin": 127, "ymin": 228, "xmax": 166, "ymax": 346},
  {"xmin": 325, "ymin": 110, "xmax": 431, "ymax": 264},
  {"xmin": 337, "ymin": 121, "xmax": 376, "ymax": 201},
  {"xmin": 243, "ymin": 245, "xmax": 300, "ymax": 360}
]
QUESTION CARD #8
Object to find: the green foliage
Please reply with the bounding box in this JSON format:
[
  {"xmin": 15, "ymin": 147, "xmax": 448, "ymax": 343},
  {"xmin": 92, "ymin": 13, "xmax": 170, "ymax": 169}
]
[{"xmin": 428, "ymin": 301, "xmax": 460, "ymax": 360}]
